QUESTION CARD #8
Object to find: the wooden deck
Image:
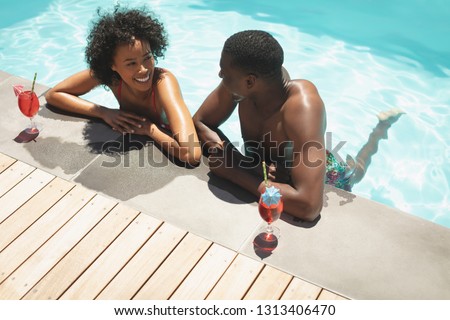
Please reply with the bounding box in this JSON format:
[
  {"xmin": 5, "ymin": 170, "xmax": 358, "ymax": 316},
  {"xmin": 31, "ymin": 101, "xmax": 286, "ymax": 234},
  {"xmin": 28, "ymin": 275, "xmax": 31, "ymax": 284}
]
[{"xmin": 0, "ymin": 152, "xmax": 347, "ymax": 300}]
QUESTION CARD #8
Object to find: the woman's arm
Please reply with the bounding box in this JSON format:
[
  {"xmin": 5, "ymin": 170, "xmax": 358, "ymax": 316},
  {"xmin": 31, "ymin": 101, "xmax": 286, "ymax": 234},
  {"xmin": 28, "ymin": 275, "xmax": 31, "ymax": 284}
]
[
  {"xmin": 135, "ymin": 70, "xmax": 201, "ymax": 165},
  {"xmin": 45, "ymin": 69, "xmax": 104, "ymax": 117},
  {"xmin": 45, "ymin": 69, "xmax": 145, "ymax": 133}
]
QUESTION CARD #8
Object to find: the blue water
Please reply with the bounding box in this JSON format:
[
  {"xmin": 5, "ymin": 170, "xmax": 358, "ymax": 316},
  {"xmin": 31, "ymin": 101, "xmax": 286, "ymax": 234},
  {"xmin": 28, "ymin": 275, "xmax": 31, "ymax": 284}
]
[{"xmin": 0, "ymin": 0, "xmax": 449, "ymax": 228}]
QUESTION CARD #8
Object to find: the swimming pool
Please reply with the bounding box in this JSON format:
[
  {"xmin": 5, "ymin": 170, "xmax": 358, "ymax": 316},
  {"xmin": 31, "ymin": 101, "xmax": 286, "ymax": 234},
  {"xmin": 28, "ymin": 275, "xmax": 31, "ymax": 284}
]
[{"xmin": 1, "ymin": 0, "xmax": 449, "ymax": 228}]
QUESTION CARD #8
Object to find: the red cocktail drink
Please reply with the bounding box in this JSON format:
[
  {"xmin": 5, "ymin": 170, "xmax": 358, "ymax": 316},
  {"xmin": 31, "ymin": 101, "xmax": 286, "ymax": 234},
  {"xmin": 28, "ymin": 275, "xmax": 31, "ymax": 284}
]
[
  {"xmin": 17, "ymin": 90, "xmax": 40, "ymax": 134},
  {"xmin": 258, "ymin": 197, "xmax": 283, "ymax": 224},
  {"xmin": 18, "ymin": 90, "xmax": 39, "ymax": 118},
  {"xmin": 14, "ymin": 73, "xmax": 40, "ymax": 136}
]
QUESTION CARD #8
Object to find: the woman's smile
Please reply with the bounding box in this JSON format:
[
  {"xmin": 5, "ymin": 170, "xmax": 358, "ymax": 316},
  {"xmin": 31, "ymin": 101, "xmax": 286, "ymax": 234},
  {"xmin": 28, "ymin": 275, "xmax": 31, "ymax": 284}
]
[{"xmin": 134, "ymin": 72, "xmax": 151, "ymax": 84}]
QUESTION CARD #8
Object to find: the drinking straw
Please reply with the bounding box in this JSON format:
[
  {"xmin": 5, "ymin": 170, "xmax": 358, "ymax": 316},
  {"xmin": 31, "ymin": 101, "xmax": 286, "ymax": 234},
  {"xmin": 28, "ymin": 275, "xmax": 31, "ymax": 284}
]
[
  {"xmin": 31, "ymin": 72, "xmax": 37, "ymax": 94},
  {"xmin": 262, "ymin": 161, "xmax": 268, "ymax": 186}
]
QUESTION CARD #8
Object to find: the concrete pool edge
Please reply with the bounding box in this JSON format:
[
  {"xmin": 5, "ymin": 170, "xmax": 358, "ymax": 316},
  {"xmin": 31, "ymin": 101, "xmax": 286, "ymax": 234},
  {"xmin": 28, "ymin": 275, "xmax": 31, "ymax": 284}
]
[{"xmin": 1, "ymin": 71, "xmax": 449, "ymax": 300}]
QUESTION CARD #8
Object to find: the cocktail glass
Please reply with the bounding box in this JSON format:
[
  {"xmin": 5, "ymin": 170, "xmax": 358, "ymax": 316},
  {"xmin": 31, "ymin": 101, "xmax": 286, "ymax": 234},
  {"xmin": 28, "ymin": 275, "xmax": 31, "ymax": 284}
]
[
  {"xmin": 17, "ymin": 88, "xmax": 40, "ymax": 134},
  {"xmin": 256, "ymin": 185, "xmax": 283, "ymax": 244}
]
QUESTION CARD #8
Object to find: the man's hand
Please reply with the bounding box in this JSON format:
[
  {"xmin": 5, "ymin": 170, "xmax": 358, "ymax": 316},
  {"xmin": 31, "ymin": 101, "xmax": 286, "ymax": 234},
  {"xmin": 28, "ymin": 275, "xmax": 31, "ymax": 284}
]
[
  {"xmin": 208, "ymin": 144, "xmax": 245, "ymax": 179},
  {"xmin": 207, "ymin": 146, "xmax": 230, "ymax": 178},
  {"xmin": 267, "ymin": 163, "xmax": 291, "ymax": 183},
  {"xmin": 131, "ymin": 119, "xmax": 156, "ymax": 136},
  {"xmin": 253, "ymin": 162, "xmax": 285, "ymax": 182},
  {"xmin": 205, "ymin": 140, "xmax": 225, "ymax": 155}
]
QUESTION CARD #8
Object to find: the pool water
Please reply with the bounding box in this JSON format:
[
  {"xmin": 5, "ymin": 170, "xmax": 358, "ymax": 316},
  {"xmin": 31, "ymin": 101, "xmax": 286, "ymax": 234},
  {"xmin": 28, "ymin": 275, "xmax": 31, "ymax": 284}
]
[{"xmin": 1, "ymin": 0, "xmax": 449, "ymax": 228}]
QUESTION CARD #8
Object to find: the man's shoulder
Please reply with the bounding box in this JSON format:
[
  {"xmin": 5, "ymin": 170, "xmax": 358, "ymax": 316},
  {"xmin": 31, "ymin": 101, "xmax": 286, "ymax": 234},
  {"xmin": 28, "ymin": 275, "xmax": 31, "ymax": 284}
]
[
  {"xmin": 287, "ymin": 79, "xmax": 320, "ymax": 97},
  {"xmin": 284, "ymin": 79, "xmax": 323, "ymax": 112},
  {"xmin": 281, "ymin": 79, "xmax": 325, "ymax": 134}
]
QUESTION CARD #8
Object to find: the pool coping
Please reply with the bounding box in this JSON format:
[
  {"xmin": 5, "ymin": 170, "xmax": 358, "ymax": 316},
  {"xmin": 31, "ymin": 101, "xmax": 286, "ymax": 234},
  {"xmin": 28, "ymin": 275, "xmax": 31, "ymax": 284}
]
[{"xmin": 1, "ymin": 71, "xmax": 449, "ymax": 299}]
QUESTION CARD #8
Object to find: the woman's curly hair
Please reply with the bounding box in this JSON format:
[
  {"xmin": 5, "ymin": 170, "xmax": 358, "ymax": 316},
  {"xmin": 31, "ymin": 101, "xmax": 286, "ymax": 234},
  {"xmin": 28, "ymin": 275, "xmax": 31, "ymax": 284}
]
[{"xmin": 85, "ymin": 6, "xmax": 168, "ymax": 86}]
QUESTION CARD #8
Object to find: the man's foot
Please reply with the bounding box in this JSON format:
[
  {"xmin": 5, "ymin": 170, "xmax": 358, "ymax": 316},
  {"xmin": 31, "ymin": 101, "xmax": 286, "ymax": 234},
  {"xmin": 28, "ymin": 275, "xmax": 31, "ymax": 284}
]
[
  {"xmin": 377, "ymin": 108, "xmax": 406, "ymax": 125},
  {"xmin": 373, "ymin": 108, "xmax": 405, "ymax": 139}
]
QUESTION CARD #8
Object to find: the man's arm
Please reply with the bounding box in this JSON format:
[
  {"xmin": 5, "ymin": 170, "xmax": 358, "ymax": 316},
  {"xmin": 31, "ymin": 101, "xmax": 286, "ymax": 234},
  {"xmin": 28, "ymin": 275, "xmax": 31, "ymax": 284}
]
[
  {"xmin": 259, "ymin": 80, "xmax": 326, "ymax": 221},
  {"xmin": 193, "ymin": 81, "xmax": 237, "ymax": 151}
]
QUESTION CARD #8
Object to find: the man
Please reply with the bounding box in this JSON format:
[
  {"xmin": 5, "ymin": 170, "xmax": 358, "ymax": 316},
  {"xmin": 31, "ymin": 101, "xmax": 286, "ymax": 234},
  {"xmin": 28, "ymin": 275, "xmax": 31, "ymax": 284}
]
[{"xmin": 193, "ymin": 30, "xmax": 326, "ymax": 221}]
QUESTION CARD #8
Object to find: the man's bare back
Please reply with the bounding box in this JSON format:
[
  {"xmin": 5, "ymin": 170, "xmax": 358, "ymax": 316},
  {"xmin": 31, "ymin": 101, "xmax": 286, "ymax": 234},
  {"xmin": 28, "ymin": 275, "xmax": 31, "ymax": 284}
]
[{"xmin": 238, "ymin": 79, "xmax": 324, "ymax": 182}]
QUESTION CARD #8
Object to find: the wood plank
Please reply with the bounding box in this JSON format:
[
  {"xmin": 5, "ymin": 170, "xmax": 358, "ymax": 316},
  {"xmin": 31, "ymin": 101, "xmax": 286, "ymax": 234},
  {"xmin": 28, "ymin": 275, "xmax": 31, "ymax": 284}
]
[
  {"xmin": 170, "ymin": 243, "xmax": 237, "ymax": 300},
  {"xmin": 206, "ymin": 254, "xmax": 264, "ymax": 300},
  {"xmin": 0, "ymin": 195, "xmax": 117, "ymax": 299},
  {"xmin": 0, "ymin": 161, "xmax": 34, "ymax": 197},
  {"xmin": 243, "ymin": 265, "xmax": 293, "ymax": 300},
  {"xmin": 0, "ymin": 153, "xmax": 16, "ymax": 174},
  {"xmin": 317, "ymin": 289, "xmax": 348, "ymax": 300},
  {"xmin": 0, "ymin": 185, "xmax": 95, "ymax": 283},
  {"xmin": 23, "ymin": 204, "xmax": 138, "ymax": 300},
  {"xmin": 0, "ymin": 178, "xmax": 74, "ymax": 252},
  {"xmin": 60, "ymin": 214, "xmax": 162, "ymax": 300},
  {"xmin": 133, "ymin": 233, "xmax": 212, "ymax": 300},
  {"xmin": 97, "ymin": 222, "xmax": 186, "ymax": 300},
  {"xmin": 280, "ymin": 277, "xmax": 323, "ymax": 300},
  {"xmin": 0, "ymin": 169, "xmax": 55, "ymax": 224}
]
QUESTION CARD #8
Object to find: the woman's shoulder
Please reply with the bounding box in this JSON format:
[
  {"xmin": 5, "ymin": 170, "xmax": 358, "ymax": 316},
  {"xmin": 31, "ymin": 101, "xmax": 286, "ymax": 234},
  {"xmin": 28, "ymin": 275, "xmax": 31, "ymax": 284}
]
[
  {"xmin": 154, "ymin": 67, "xmax": 180, "ymax": 87},
  {"xmin": 155, "ymin": 67, "xmax": 175, "ymax": 78}
]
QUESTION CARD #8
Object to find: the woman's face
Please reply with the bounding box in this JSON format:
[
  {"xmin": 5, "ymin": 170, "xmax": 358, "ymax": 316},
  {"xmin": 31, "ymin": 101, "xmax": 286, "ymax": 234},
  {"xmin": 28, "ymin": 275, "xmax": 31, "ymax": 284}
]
[{"xmin": 111, "ymin": 38, "xmax": 155, "ymax": 92}]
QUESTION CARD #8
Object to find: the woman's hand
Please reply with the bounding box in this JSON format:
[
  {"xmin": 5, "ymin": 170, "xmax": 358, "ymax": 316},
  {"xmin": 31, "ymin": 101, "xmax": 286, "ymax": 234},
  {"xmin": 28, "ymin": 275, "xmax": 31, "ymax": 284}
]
[{"xmin": 100, "ymin": 108, "xmax": 146, "ymax": 134}]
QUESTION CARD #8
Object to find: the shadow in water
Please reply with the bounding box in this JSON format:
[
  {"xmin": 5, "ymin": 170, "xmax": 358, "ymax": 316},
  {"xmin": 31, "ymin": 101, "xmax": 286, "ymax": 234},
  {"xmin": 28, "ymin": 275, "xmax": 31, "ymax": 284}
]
[
  {"xmin": 0, "ymin": 1, "xmax": 54, "ymax": 29},
  {"xmin": 190, "ymin": 0, "xmax": 449, "ymax": 77}
]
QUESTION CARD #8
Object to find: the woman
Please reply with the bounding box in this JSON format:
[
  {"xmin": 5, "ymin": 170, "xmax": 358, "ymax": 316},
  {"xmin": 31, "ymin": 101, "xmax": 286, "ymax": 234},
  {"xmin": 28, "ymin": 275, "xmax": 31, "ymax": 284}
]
[{"xmin": 45, "ymin": 6, "xmax": 201, "ymax": 165}]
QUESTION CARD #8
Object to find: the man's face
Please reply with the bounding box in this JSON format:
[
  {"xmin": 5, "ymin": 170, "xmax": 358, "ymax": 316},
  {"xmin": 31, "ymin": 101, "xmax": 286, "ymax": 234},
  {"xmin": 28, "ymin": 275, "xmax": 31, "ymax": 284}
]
[{"xmin": 218, "ymin": 51, "xmax": 247, "ymax": 102}]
